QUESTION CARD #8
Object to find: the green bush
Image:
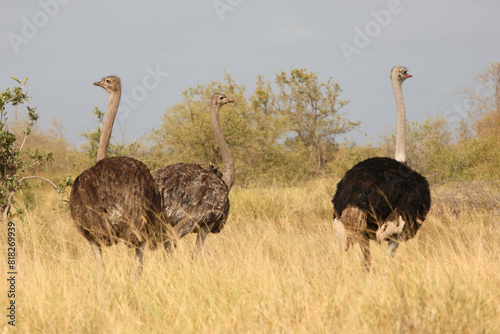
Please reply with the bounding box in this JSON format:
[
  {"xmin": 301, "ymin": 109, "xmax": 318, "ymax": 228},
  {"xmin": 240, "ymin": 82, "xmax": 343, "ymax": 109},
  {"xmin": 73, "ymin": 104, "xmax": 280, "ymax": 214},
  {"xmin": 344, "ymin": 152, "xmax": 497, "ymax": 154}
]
[{"xmin": 0, "ymin": 77, "xmax": 55, "ymax": 221}]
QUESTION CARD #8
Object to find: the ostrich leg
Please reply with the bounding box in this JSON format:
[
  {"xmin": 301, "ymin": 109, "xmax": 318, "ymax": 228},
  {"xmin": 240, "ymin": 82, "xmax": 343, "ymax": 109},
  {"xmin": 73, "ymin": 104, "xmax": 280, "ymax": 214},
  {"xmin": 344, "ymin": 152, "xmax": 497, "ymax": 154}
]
[
  {"xmin": 359, "ymin": 235, "xmax": 371, "ymax": 272},
  {"xmin": 90, "ymin": 241, "xmax": 103, "ymax": 278},
  {"xmin": 131, "ymin": 242, "xmax": 146, "ymax": 281},
  {"xmin": 195, "ymin": 224, "xmax": 211, "ymax": 251},
  {"xmin": 387, "ymin": 233, "xmax": 403, "ymax": 258},
  {"xmin": 163, "ymin": 216, "xmax": 193, "ymax": 253}
]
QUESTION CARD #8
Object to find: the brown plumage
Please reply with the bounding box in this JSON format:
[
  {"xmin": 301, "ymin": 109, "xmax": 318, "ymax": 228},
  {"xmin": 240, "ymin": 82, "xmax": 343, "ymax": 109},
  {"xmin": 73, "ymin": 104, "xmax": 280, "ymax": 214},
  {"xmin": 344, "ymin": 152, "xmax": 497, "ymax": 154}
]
[
  {"xmin": 69, "ymin": 75, "xmax": 164, "ymax": 278},
  {"xmin": 154, "ymin": 163, "xmax": 229, "ymax": 246},
  {"xmin": 70, "ymin": 157, "xmax": 163, "ymax": 248},
  {"xmin": 153, "ymin": 93, "xmax": 234, "ymax": 250}
]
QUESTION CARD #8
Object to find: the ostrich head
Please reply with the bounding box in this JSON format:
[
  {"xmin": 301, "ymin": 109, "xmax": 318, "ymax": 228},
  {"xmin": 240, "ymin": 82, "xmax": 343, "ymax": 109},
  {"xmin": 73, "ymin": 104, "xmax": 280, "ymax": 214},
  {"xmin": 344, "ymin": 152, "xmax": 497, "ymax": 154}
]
[
  {"xmin": 390, "ymin": 66, "xmax": 412, "ymax": 84},
  {"xmin": 93, "ymin": 75, "xmax": 121, "ymax": 94},
  {"xmin": 211, "ymin": 93, "xmax": 234, "ymax": 107}
]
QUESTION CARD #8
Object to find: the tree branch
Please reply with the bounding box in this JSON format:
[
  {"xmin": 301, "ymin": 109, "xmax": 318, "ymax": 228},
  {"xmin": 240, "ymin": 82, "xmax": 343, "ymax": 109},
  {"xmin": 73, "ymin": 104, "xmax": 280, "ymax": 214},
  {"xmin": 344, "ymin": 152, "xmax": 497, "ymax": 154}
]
[
  {"xmin": 18, "ymin": 131, "xmax": 29, "ymax": 152},
  {"xmin": 18, "ymin": 175, "xmax": 60, "ymax": 194}
]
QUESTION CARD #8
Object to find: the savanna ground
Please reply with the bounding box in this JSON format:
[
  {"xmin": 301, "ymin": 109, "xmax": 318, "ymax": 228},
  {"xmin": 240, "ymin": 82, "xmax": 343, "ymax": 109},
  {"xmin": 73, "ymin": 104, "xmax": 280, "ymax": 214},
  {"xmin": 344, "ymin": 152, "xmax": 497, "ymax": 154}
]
[
  {"xmin": 2, "ymin": 64, "xmax": 500, "ymax": 332},
  {"xmin": 1, "ymin": 178, "xmax": 499, "ymax": 333}
]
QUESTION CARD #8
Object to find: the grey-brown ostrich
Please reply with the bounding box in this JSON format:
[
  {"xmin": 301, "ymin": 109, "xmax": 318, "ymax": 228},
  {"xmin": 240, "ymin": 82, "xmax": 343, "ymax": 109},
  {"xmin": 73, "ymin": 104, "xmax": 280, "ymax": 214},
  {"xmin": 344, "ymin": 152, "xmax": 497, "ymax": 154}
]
[
  {"xmin": 153, "ymin": 93, "xmax": 234, "ymax": 251},
  {"xmin": 69, "ymin": 76, "xmax": 164, "ymax": 278},
  {"xmin": 332, "ymin": 66, "xmax": 431, "ymax": 270}
]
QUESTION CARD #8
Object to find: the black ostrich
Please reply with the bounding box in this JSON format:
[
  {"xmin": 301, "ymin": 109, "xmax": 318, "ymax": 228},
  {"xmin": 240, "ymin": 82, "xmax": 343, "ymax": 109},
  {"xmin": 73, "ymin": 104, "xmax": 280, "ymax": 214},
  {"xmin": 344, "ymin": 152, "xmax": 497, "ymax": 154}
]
[{"xmin": 332, "ymin": 66, "xmax": 431, "ymax": 269}]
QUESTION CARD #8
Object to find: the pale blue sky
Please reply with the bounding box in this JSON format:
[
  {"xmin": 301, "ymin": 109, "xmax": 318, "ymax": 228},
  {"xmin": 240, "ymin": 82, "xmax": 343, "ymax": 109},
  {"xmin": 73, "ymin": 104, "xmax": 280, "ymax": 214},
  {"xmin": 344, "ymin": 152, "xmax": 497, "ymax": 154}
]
[{"xmin": 1, "ymin": 0, "xmax": 499, "ymax": 149}]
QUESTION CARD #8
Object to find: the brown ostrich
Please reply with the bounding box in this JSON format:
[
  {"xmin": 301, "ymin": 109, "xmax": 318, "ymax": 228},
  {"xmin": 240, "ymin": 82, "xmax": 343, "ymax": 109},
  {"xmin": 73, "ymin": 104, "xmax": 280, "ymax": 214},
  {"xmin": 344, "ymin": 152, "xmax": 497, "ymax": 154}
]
[
  {"xmin": 332, "ymin": 66, "xmax": 431, "ymax": 270},
  {"xmin": 69, "ymin": 75, "xmax": 164, "ymax": 278},
  {"xmin": 153, "ymin": 93, "xmax": 234, "ymax": 251}
]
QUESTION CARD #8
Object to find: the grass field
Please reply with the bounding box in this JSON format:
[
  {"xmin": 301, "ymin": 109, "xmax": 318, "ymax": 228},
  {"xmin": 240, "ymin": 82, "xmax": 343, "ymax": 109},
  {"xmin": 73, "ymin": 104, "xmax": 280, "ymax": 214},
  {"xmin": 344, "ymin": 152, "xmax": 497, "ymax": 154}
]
[{"xmin": 1, "ymin": 178, "xmax": 499, "ymax": 333}]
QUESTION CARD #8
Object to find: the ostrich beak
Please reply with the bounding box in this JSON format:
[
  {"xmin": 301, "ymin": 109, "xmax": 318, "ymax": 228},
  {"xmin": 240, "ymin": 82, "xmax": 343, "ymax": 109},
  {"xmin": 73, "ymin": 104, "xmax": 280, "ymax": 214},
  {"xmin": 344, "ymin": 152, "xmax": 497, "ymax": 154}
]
[
  {"xmin": 93, "ymin": 81, "xmax": 104, "ymax": 87},
  {"xmin": 406, "ymin": 74, "xmax": 413, "ymax": 78},
  {"xmin": 225, "ymin": 99, "xmax": 234, "ymax": 104}
]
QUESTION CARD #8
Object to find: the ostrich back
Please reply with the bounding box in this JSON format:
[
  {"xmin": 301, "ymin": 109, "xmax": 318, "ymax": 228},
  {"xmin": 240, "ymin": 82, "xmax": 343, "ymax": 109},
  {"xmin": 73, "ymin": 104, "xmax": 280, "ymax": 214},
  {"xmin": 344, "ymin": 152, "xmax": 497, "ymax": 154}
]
[
  {"xmin": 70, "ymin": 156, "xmax": 164, "ymax": 248},
  {"xmin": 153, "ymin": 163, "xmax": 230, "ymax": 234},
  {"xmin": 332, "ymin": 157, "xmax": 430, "ymax": 239}
]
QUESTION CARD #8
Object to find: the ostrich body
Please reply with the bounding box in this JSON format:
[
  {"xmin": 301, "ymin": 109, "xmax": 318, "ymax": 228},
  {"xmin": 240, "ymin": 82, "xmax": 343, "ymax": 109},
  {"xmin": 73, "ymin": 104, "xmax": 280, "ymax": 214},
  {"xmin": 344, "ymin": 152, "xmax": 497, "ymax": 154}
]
[
  {"xmin": 69, "ymin": 76, "xmax": 163, "ymax": 277},
  {"xmin": 332, "ymin": 66, "xmax": 431, "ymax": 268},
  {"xmin": 153, "ymin": 93, "xmax": 234, "ymax": 250}
]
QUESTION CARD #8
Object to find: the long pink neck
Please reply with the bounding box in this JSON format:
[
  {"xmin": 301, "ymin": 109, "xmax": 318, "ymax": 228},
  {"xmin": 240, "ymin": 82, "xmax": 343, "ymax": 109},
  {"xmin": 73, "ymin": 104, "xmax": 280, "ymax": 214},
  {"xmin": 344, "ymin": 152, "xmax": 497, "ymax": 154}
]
[
  {"xmin": 393, "ymin": 78, "xmax": 406, "ymax": 164},
  {"xmin": 96, "ymin": 90, "xmax": 121, "ymax": 162}
]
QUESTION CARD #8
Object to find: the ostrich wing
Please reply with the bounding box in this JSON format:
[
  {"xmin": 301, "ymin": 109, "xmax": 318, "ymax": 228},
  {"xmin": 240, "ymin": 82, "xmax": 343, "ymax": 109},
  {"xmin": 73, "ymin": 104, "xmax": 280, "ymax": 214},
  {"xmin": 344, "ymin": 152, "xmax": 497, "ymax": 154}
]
[{"xmin": 154, "ymin": 163, "xmax": 230, "ymax": 234}]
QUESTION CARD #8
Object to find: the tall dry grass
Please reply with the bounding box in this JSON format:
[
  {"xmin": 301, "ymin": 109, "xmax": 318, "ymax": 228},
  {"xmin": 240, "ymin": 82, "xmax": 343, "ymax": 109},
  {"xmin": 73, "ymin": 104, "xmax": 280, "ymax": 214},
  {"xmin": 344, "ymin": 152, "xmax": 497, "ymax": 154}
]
[{"xmin": 1, "ymin": 179, "xmax": 499, "ymax": 333}]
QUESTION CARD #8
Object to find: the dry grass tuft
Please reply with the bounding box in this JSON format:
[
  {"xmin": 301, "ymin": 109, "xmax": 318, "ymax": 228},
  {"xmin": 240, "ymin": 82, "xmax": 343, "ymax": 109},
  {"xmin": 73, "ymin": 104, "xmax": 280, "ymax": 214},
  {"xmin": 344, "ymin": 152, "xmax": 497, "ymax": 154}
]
[{"xmin": 1, "ymin": 179, "xmax": 499, "ymax": 333}]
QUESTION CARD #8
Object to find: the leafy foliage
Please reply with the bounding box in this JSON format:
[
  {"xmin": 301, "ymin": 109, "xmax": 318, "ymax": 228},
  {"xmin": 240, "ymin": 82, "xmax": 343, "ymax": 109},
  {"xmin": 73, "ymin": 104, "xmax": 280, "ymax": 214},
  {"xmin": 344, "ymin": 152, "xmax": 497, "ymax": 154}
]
[
  {"xmin": 274, "ymin": 69, "xmax": 359, "ymax": 173},
  {"xmin": 0, "ymin": 77, "xmax": 54, "ymax": 221},
  {"xmin": 459, "ymin": 62, "xmax": 500, "ymax": 139},
  {"xmin": 446, "ymin": 61, "xmax": 500, "ymax": 182}
]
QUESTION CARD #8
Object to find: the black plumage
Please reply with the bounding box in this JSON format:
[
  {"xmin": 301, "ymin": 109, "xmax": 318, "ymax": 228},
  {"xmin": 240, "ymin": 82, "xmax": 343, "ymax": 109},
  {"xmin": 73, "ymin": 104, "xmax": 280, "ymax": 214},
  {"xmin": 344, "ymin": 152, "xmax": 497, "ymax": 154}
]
[{"xmin": 332, "ymin": 157, "xmax": 430, "ymax": 243}]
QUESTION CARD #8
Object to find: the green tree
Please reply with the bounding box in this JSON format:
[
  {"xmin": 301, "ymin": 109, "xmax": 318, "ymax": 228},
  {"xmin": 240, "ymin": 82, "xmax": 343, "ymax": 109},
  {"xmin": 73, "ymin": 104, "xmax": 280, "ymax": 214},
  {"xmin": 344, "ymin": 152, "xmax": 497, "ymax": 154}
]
[
  {"xmin": 274, "ymin": 69, "xmax": 359, "ymax": 174},
  {"xmin": 0, "ymin": 77, "xmax": 56, "ymax": 222},
  {"xmin": 246, "ymin": 75, "xmax": 303, "ymax": 183},
  {"xmin": 452, "ymin": 62, "xmax": 500, "ymax": 182},
  {"xmin": 459, "ymin": 62, "xmax": 500, "ymax": 139}
]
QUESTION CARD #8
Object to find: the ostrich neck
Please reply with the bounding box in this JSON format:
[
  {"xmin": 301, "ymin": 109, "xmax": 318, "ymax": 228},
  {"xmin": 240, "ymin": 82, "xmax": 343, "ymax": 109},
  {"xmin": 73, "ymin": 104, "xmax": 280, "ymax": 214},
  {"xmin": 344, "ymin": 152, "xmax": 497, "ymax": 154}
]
[
  {"xmin": 96, "ymin": 90, "xmax": 121, "ymax": 162},
  {"xmin": 211, "ymin": 103, "xmax": 235, "ymax": 191},
  {"xmin": 393, "ymin": 79, "xmax": 406, "ymax": 164}
]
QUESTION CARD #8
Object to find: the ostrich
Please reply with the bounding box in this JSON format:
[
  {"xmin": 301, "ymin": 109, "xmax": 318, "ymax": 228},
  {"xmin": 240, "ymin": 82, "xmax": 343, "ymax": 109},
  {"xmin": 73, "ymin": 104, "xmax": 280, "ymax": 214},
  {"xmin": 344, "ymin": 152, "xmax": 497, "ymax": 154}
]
[
  {"xmin": 69, "ymin": 75, "xmax": 164, "ymax": 278},
  {"xmin": 332, "ymin": 66, "xmax": 431, "ymax": 269},
  {"xmin": 153, "ymin": 93, "xmax": 234, "ymax": 251}
]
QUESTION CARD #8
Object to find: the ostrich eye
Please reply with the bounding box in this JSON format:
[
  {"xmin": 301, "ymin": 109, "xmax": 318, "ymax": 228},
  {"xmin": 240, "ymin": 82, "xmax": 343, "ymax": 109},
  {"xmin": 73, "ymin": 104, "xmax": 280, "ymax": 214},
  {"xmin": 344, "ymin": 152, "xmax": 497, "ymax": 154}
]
[
  {"xmin": 106, "ymin": 79, "xmax": 111, "ymax": 83},
  {"xmin": 219, "ymin": 96, "xmax": 224, "ymax": 100}
]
